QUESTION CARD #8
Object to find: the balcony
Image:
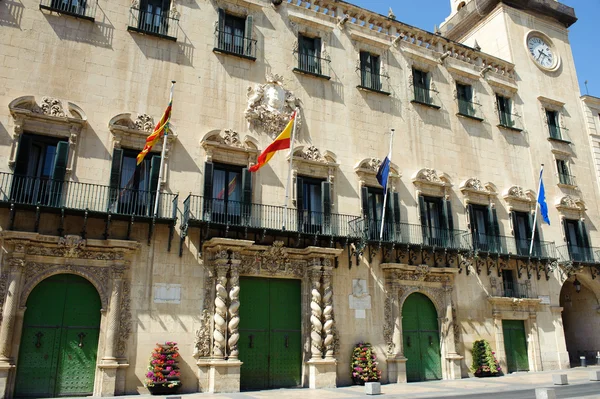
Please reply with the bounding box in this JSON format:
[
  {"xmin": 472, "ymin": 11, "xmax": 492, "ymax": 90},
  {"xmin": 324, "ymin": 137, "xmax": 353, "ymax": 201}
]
[
  {"xmin": 127, "ymin": 7, "xmax": 179, "ymax": 41},
  {"xmin": 548, "ymin": 125, "xmax": 571, "ymax": 143},
  {"xmin": 501, "ymin": 281, "xmax": 533, "ymax": 299},
  {"xmin": 213, "ymin": 28, "xmax": 257, "ymax": 60},
  {"xmin": 352, "ymin": 218, "xmax": 471, "ymax": 251},
  {"xmin": 293, "ymin": 50, "xmax": 331, "ymax": 79},
  {"xmin": 472, "ymin": 234, "xmax": 557, "ymax": 260},
  {"xmin": 0, "ymin": 173, "xmax": 178, "ymax": 243},
  {"xmin": 411, "ymin": 86, "xmax": 441, "ymax": 109},
  {"xmin": 457, "ymin": 98, "xmax": 484, "ymax": 121},
  {"xmin": 557, "ymin": 245, "xmax": 600, "ymax": 264},
  {"xmin": 39, "ymin": 0, "xmax": 96, "ymax": 21},
  {"xmin": 357, "ymin": 70, "xmax": 390, "ymax": 95},
  {"xmin": 557, "ymin": 173, "xmax": 577, "ymax": 187},
  {"xmin": 497, "ymin": 111, "xmax": 523, "ymax": 132}
]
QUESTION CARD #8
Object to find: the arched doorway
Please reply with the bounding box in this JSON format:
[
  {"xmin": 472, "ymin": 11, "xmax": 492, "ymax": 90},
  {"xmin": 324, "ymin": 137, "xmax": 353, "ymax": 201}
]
[
  {"xmin": 560, "ymin": 275, "xmax": 600, "ymax": 366},
  {"xmin": 14, "ymin": 274, "xmax": 101, "ymax": 397},
  {"xmin": 402, "ymin": 292, "xmax": 442, "ymax": 382}
]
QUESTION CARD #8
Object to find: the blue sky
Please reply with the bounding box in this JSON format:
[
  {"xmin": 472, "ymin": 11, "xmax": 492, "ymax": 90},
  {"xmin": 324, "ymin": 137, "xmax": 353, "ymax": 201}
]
[{"xmin": 351, "ymin": 0, "xmax": 599, "ymax": 97}]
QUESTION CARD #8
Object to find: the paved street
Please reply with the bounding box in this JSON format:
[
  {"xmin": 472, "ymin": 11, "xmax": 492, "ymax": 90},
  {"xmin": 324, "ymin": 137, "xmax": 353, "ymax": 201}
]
[{"xmin": 62, "ymin": 367, "xmax": 600, "ymax": 399}]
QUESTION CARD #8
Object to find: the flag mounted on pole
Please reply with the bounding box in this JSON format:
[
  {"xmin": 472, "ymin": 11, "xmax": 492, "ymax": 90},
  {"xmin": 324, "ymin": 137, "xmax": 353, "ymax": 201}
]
[
  {"xmin": 376, "ymin": 156, "xmax": 391, "ymax": 192},
  {"xmin": 136, "ymin": 92, "xmax": 174, "ymax": 165},
  {"xmin": 249, "ymin": 111, "xmax": 297, "ymax": 172},
  {"xmin": 537, "ymin": 167, "xmax": 550, "ymax": 225}
]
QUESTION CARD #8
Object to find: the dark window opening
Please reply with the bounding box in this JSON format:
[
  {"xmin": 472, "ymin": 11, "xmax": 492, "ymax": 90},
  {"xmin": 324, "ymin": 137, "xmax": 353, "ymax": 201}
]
[
  {"xmin": 496, "ymin": 95, "xmax": 514, "ymax": 128},
  {"xmin": 564, "ymin": 219, "xmax": 592, "ymax": 262},
  {"xmin": 457, "ymin": 83, "xmax": 476, "ymax": 117},
  {"xmin": 360, "ymin": 52, "xmax": 382, "ymax": 92},
  {"xmin": 546, "ymin": 109, "xmax": 561, "ymax": 140},
  {"xmin": 556, "ymin": 159, "xmax": 573, "ymax": 186},
  {"xmin": 413, "ymin": 68, "xmax": 432, "ymax": 105},
  {"xmin": 211, "ymin": 163, "xmax": 243, "ymax": 223},
  {"xmin": 137, "ymin": 0, "xmax": 171, "ymax": 36},
  {"xmin": 216, "ymin": 10, "xmax": 254, "ymax": 58},
  {"xmin": 297, "ymin": 34, "xmax": 322, "ymax": 75}
]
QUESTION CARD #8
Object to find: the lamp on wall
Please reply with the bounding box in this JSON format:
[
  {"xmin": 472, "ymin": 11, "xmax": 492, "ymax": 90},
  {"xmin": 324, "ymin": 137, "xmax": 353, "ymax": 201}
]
[{"xmin": 573, "ymin": 276, "xmax": 582, "ymax": 294}]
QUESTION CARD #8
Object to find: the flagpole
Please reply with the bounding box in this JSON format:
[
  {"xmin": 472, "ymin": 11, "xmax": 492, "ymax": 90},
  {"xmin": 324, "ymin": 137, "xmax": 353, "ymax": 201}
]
[
  {"xmin": 283, "ymin": 108, "xmax": 299, "ymax": 230},
  {"xmin": 379, "ymin": 129, "xmax": 395, "ymax": 241},
  {"xmin": 529, "ymin": 164, "xmax": 543, "ymax": 257},
  {"xmin": 153, "ymin": 81, "xmax": 175, "ymax": 219}
]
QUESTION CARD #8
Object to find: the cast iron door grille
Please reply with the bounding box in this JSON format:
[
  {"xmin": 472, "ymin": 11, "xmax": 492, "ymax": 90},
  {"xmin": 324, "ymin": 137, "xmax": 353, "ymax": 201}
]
[
  {"xmin": 14, "ymin": 274, "xmax": 101, "ymax": 397},
  {"xmin": 238, "ymin": 277, "xmax": 302, "ymax": 390}
]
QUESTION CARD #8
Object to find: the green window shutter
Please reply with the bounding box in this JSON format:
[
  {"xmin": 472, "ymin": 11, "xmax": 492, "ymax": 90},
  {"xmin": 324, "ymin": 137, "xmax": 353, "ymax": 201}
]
[
  {"xmin": 108, "ymin": 148, "xmax": 123, "ymax": 211},
  {"xmin": 527, "ymin": 212, "xmax": 539, "ymax": 243},
  {"xmin": 467, "ymin": 204, "xmax": 475, "ymax": 233},
  {"xmin": 51, "ymin": 141, "xmax": 69, "ymax": 182},
  {"xmin": 361, "ymin": 186, "xmax": 369, "ymax": 219},
  {"xmin": 149, "ymin": 155, "xmax": 161, "ymax": 216},
  {"xmin": 392, "ymin": 192, "xmax": 401, "ymax": 225},
  {"xmin": 314, "ymin": 37, "xmax": 321, "ymax": 59},
  {"xmin": 443, "ymin": 199, "xmax": 453, "ymax": 231},
  {"xmin": 244, "ymin": 15, "xmax": 253, "ymax": 56},
  {"xmin": 296, "ymin": 177, "xmax": 304, "ymax": 211},
  {"xmin": 321, "ymin": 181, "xmax": 331, "ymax": 234},
  {"xmin": 217, "ymin": 8, "xmax": 226, "ymax": 49},
  {"xmin": 385, "ymin": 188, "xmax": 393, "ymax": 223},
  {"xmin": 14, "ymin": 135, "xmax": 32, "ymax": 176},
  {"xmin": 418, "ymin": 195, "xmax": 427, "ymax": 227},
  {"xmin": 510, "ymin": 211, "xmax": 518, "ymax": 238},
  {"xmin": 490, "ymin": 206, "xmax": 500, "ymax": 237},
  {"xmin": 242, "ymin": 167, "xmax": 252, "ymax": 225},
  {"xmin": 578, "ymin": 219, "xmax": 590, "ymax": 248},
  {"xmin": 203, "ymin": 162, "xmax": 214, "ymax": 198},
  {"xmin": 218, "ymin": 8, "xmax": 225, "ymax": 32}
]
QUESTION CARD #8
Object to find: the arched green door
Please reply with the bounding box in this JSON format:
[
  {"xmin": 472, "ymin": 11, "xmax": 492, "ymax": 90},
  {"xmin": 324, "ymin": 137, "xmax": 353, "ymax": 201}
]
[
  {"xmin": 402, "ymin": 293, "xmax": 442, "ymax": 382},
  {"xmin": 15, "ymin": 274, "xmax": 101, "ymax": 397}
]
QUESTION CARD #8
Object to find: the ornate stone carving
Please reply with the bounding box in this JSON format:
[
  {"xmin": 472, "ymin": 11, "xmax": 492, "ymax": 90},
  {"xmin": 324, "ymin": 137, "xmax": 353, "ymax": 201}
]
[
  {"xmin": 383, "ymin": 293, "xmax": 394, "ymax": 355},
  {"xmin": 414, "ymin": 265, "xmax": 430, "ymax": 281},
  {"xmin": 33, "ymin": 97, "xmax": 65, "ymax": 117},
  {"xmin": 213, "ymin": 265, "xmax": 229, "ymax": 358},
  {"xmin": 228, "ymin": 265, "xmax": 241, "ymax": 360},
  {"xmin": 240, "ymin": 254, "xmax": 260, "ymax": 275},
  {"xmin": 25, "ymin": 244, "xmax": 125, "ymax": 261},
  {"xmin": 116, "ymin": 281, "xmax": 132, "ymax": 357},
  {"xmin": 261, "ymin": 241, "xmax": 289, "ymax": 274},
  {"xmin": 507, "ymin": 186, "xmax": 528, "ymax": 201},
  {"xmin": 557, "ymin": 195, "xmax": 584, "ymax": 212},
  {"xmin": 322, "ymin": 269, "xmax": 335, "ymax": 358},
  {"xmin": 133, "ymin": 113, "xmax": 154, "ymax": 132},
  {"xmin": 309, "ymin": 268, "xmax": 323, "ymax": 359},
  {"xmin": 287, "ymin": 260, "xmax": 307, "ymax": 278},
  {"xmin": 367, "ymin": 158, "xmax": 382, "ymax": 171},
  {"xmin": 0, "ymin": 272, "xmax": 8, "ymax": 323},
  {"xmin": 245, "ymin": 73, "xmax": 301, "ymax": 137},
  {"xmin": 419, "ymin": 168, "xmax": 442, "ymax": 183},
  {"xmin": 194, "ymin": 309, "xmax": 212, "ymax": 358},
  {"xmin": 464, "ymin": 178, "xmax": 485, "ymax": 191},
  {"xmin": 58, "ymin": 235, "xmax": 87, "ymax": 258},
  {"xmin": 222, "ymin": 129, "xmax": 243, "ymax": 148},
  {"xmin": 301, "ymin": 146, "xmax": 325, "ymax": 162}
]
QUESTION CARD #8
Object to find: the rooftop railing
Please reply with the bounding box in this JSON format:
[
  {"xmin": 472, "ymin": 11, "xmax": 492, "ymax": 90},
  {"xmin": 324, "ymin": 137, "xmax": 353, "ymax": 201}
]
[
  {"xmin": 213, "ymin": 28, "xmax": 257, "ymax": 59},
  {"xmin": 293, "ymin": 50, "xmax": 331, "ymax": 79},
  {"xmin": 127, "ymin": 7, "xmax": 179, "ymax": 41},
  {"xmin": 39, "ymin": 0, "xmax": 96, "ymax": 21},
  {"xmin": 0, "ymin": 172, "xmax": 177, "ymax": 221},
  {"xmin": 182, "ymin": 195, "xmax": 360, "ymax": 238},
  {"xmin": 557, "ymin": 245, "xmax": 600, "ymax": 264}
]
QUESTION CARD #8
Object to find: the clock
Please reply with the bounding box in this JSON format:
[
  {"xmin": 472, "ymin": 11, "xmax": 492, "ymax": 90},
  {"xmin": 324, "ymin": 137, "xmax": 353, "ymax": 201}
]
[{"xmin": 526, "ymin": 32, "xmax": 559, "ymax": 71}]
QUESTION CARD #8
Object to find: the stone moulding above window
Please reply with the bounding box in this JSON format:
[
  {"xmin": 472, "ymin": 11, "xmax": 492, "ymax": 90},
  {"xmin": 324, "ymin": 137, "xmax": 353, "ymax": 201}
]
[
  {"xmin": 503, "ymin": 185, "xmax": 535, "ymax": 212},
  {"xmin": 289, "ymin": 145, "xmax": 338, "ymax": 206},
  {"xmin": 8, "ymin": 95, "xmax": 87, "ymax": 175},
  {"xmin": 349, "ymin": 28, "xmax": 391, "ymax": 48},
  {"xmin": 485, "ymin": 74, "xmax": 518, "ymax": 96},
  {"xmin": 412, "ymin": 168, "xmax": 452, "ymax": 198},
  {"xmin": 444, "ymin": 57, "xmax": 481, "ymax": 82},
  {"xmin": 459, "ymin": 178, "xmax": 498, "ymax": 206},
  {"xmin": 109, "ymin": 112, "xmax": 178, "ymax": 188},
  {"xmin": 288, "ymin": 9, "xmax": 336, "ymax": 32},
  {"xmin": 555, "ymin": 195, "xmax": 586, "ymax": 219},
  {"xmin": 401, "ymin": 45, "xmax": 439, "ymax": 69},
  {"xmin": 537, "ymin": 96, "xmax": 565, "ymax": 110},
  {"xmin": 354, "ymin": 158, "xmax": 401, "ymax": 190},
  {"xmin": 201, "ymin": 129, "xmax": 259, "ymax": 168},
  {"xmin": 218, "ymin": 0, "xmax": 263, "ymax": 10}
]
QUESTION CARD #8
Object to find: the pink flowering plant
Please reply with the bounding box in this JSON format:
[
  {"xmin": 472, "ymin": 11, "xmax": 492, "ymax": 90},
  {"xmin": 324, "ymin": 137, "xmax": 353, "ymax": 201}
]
[
  {"xmin": 144, "ymin": 342, "xmax": 182, "ymax": 391},
  {"xmin": 351, "ymin": 342, "xmax": 381, "ymax": 385},
  {"xmin": 470, "ymin": 339, "xmax": 502, "ymax": 377}
]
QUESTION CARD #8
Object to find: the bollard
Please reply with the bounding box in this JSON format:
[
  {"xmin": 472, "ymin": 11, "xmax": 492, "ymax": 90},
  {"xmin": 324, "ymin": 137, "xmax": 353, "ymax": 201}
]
[
  {"xmin": 580, "ymin": 356, "xmax": 587, "ymax": 367},
  {"xmin": 365, "ymin": 382, "xmax": 381, "ymax": 395},
  {"xmin": 535, "ymin": 388, "xmax": 556, "ymax": 399},
  {"xmin": 591, "ymin": 370, "xmax": 600, "ymax": 381},
  {"xmin": 552, "ymin": 374, "xmax": 568, "ymax": 385}
]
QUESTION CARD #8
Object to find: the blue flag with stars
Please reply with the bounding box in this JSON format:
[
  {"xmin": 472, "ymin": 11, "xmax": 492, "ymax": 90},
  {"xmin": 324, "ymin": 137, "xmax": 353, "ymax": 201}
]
[
  {"xmin": 537, "ymin": 168, "xmax": 550, "ymax": 225},
  {"xmin": 376, "ymin": 156, "xmax": 390, "ymax": 192}
]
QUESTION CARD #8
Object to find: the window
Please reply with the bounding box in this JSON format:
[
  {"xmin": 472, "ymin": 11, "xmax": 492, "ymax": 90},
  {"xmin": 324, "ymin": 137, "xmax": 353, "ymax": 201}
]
[
  {"xmin": 202, "ymin": 162, "xmax": 252, "ymax": 226},
  {"xmin": 419, "ymin": 195, "xmax": 453, "ymax": 247},
  {"xmin": 359, "ymin": 52, "xmax": 382, "ymax": 92},
  {"xmin": 501, "ymin": 270, "xmax": 519, "ymax": 298},
  {"xmin": 556, "ymin": 159, "xmax": 574, "ymax": 186},
  {"xmin": 511, "ymin": 211, "xmax": 537, "ymax": 256},
  {"xmin": 468, "ymin": 204, "xmax": 500, "ymax": 252},
  {"xmin": 12, "ymin": 134, "xmax": 68, "ymax": 207},
  {"xmin": 137, "ymin": 0, "xmax": 171, "ymax": 37},
  {"xmin": 215, "ymin": 9, "xmax": 255, "ymax": 58},
  {"xmin": 109, "ymin": 149, "xmax": 161, "ymax": 216},
  {"xmin": 297, "ymin": 177, "xmax": 332, "ymax": 234},
  {"xmin": 412, "ymin": 68, "xmax": 432, "ymax": 105},
  {"xmin": 47, "ymin": 0, "xmax": 87, "ymax": 16},
  {"xmin": 496, "ymin": 95, "xmax": 516, "ymax": 128},
  {"xmin": 297, "ymin": 34, "xmax": 322, "ymax": 75},
  {"xmin": 457, "ymin": 83, "xmax": 477, "ymax": 118},
  {"xmin": 563, "ymin": 219, "xmax": 592, "ymax": 262},
  {"xmin": 546, "ymin": 110, "xmax": 562, "ymax": 140},
  {"xmin": 361, "ymin": 186, "xmax": 401, "ymax": 241}
]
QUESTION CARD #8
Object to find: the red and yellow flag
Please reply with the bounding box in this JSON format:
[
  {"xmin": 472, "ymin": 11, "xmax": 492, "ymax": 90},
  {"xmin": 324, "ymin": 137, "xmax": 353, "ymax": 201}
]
[
  {"xmin": 136, "ymin": 101, "xmax": 172, "ymax": 165},
  {"xmin": 249, "ymin": 112, "xmax": 296, "ymax": 172}
]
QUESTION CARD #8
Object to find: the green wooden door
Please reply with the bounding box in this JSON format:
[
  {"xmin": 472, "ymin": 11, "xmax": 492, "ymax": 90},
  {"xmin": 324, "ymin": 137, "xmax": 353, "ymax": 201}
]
[
  {"xmin": 402, "ymin": 293, "xmax": 442, "ymax": 382},
  {"xmin": 15, "ymin": 274, "xmax": 101, "ymax": 397},
  {"xmin": 239, "ymin": 277, "xmax": 301, "ymax": 391},
  {"xmin": 503, "ymin": 320, "xmax": 529, "ymax": 373}
]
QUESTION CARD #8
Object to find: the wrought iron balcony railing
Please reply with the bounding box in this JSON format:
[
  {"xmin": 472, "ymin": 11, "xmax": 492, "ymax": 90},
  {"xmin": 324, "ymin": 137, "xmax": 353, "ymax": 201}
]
[
  {"xmin": 411, "ymin": 85, "xmax": 441, "ymax": 109},
  {"xmin": 0, "ymin": 172, "xmax": 177, "ymax": 220},
  {"xmin": 457, "ymin": 98, "xmax": 484, "ymax": 121},
  {"xmin": 293, "ymin": 50, "xmax": 331, "ymax": 79},
  {"xmin": 357, "ymin": 69, "xmax": 390, "ymax": 95},
  {"xmin": 557, "ymin": 173, "xmax": 577, "ymax": 187},
  {"xmin": 127, "ymin": 7, "xmax": 179, "ymax": 41},
  {"xmin": 557, "ymin": 245, "xmax": 600, "ymax": 264},
  {"xmin": 549, "ymin": 125, "xmax": 571, "ymax": 142},
  {"xmin": 39, "ymin": 0, "xmax": 96, "ymax": 21},
  {"xmin": 497, "ymin": 111, "xmax": 523, "ymax": 131},
  {"xmin": 182, "ymin": 195, "xmax": 359, "ymax": 238},
  {"xmin": 472, "ymin": 234, "xmax": 556, "ymax": 259},
  {"xmin": 213, "ymin": 28, "xmax": 257, "ymax": 59},
  {"xmin": 352, "ymin": 218, "xmax": 472, "ymax": 251},
  {"xmin": 501, "ymin": 281, "xmax": 533, "ymax": 299}
]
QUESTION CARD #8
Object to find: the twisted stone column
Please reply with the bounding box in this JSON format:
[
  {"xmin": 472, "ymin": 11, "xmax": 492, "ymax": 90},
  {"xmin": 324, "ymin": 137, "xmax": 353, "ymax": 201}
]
[
  {"xmin": 390, "ymin": 274, "xmax": 402, "ymax": 356},
  {"xmin": 228, "ymin": 264, "xmax": 240, "ymax": 360},
  {"xmin": 309, "ymin": 265, "xmax": 323, "ymax": 359},
  {"xmin": 213, "ymin": 264, "xmax": 229, "ymax": 359},
  {"xmin": 321, "ymin": 267, "xmax": 335, "ymax": 359},
  {"xmin": 103, "ymin": 276, "xmax": 123, "ymax": 361},
  {"xmin": 0, "ymin": 259, "xmax": 23, "ymax": 362}
]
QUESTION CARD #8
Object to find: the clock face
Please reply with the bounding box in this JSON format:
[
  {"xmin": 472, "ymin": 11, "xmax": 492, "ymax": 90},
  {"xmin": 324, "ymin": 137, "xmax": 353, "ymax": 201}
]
[{"xmin": 527, "ymin": 36, "xmax": 555, "ymax": 69}]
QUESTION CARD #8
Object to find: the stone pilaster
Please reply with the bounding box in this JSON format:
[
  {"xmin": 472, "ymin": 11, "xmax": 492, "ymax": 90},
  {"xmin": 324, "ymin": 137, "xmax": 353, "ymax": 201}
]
[
  {"xmin": 442, "ymin": 284, "xmax": 462, "ymax": 380},
  {"xmin": 213, "ymin": 259, "xmax": 230, "ymax": 359},
  {"xmin": 492, "ymin": 310, "xmax": 507, "ymax": 373},
  {"xmin": 0, "ymin": 259, "xmax": 23, "ymax": 399},
  {"xmin": 103, "ymin": 277, "xmax": 123, "ymax": 361},
  {"xmin": 386, "ymin": 271, "xmax": 407, "ymax": 384},
  {"xmin": 527, "ymin": 312, "xmax": 542, "ymax": 372},
  {"xmin": 228, "ymin": 260, "xmax": 240, "ymax": 361}
]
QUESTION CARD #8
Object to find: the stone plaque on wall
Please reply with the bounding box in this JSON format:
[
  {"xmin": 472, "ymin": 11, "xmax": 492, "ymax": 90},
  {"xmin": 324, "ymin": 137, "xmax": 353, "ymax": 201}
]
[
  {"xmin": 153, "ymin": 283, "xmax": 182, "ymax": 304},
  {"xmin": 349, "ymin": 279, "xmax": 371, "ymax": 318}
]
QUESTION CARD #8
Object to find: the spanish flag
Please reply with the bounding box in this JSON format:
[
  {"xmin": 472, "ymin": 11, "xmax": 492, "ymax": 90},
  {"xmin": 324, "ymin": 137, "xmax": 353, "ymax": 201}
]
[
  {"xmin": 136, "ymin": 95, "xmax": 173, "ymax": 165},
  {"xmin": 249, "ymin": 111, "xmax": 296, "ymax": 172}
]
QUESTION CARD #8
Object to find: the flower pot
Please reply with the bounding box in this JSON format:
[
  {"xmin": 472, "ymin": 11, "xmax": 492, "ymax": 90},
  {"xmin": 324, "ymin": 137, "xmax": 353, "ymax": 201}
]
[{"xmin": 147, "ymin": 384, "xmax": 181, "ymax": 395}]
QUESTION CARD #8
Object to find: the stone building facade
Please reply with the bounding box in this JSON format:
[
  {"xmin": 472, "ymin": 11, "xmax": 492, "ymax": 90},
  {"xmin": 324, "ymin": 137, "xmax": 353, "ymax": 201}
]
[{"xmin": 0, "ymin": 0, "xmax": 598, "ymax": 397}]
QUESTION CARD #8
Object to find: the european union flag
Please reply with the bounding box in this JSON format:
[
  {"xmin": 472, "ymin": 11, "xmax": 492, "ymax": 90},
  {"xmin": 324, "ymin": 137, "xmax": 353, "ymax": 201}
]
[
  {"xmin": 376, "ymin": 156, "xmax": 391, "ymax": 192},
  {"xmin": 537, "ymin": 169, "xmax": 550, "ymax": 225}
]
